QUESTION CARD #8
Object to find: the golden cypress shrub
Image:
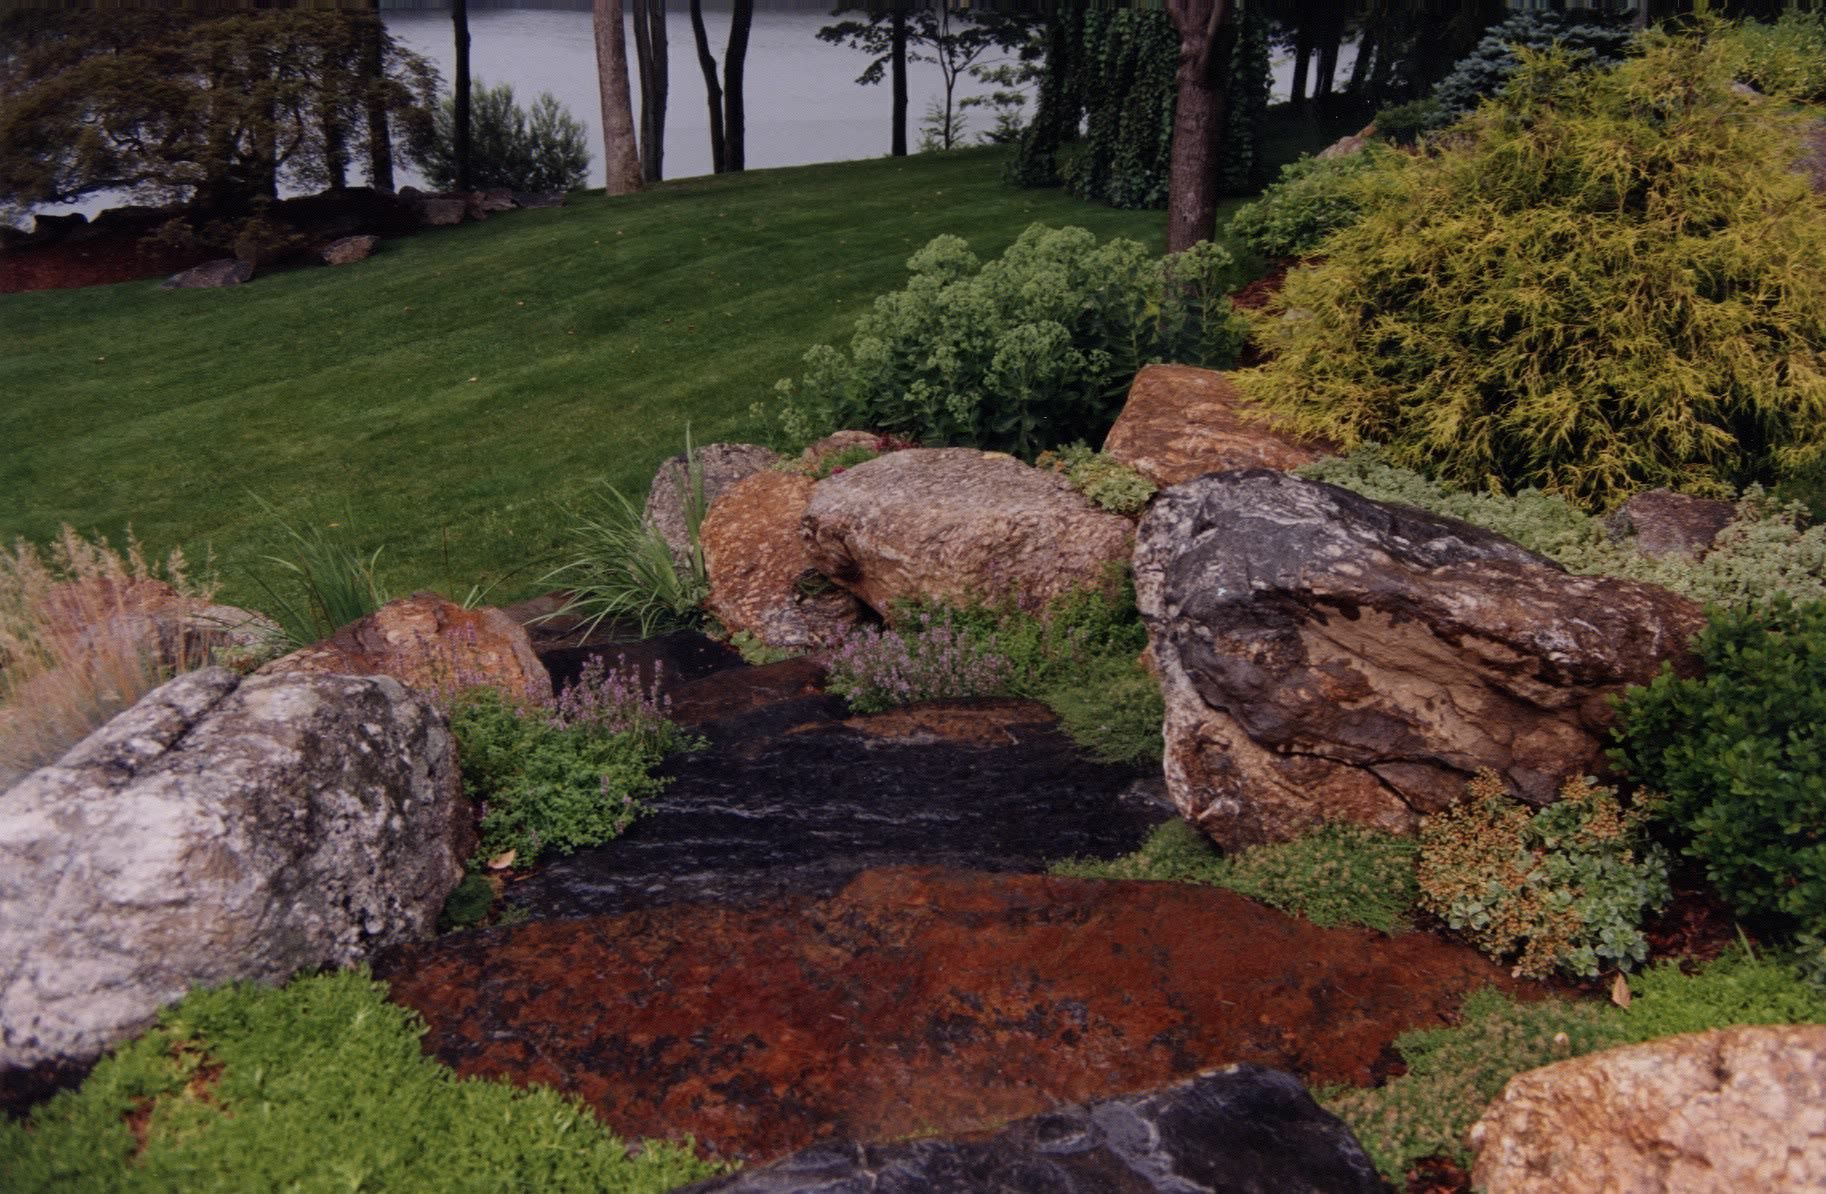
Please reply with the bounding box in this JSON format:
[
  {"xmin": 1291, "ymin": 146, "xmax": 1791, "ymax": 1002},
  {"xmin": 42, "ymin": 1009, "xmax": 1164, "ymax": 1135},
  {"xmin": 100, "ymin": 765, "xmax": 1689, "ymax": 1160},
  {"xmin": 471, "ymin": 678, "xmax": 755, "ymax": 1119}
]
[{"xmin": 1239, "ymin": 29, "xmax": 1826, "ymax": 511}]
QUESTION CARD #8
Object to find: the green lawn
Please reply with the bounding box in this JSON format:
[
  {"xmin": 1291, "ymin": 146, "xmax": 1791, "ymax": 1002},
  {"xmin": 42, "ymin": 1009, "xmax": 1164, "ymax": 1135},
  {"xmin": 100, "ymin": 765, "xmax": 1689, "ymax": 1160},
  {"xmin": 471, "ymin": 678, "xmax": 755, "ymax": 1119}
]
[{"xmin": 1, "ymin": 137, "xmax": 1334, "ymax": 609}]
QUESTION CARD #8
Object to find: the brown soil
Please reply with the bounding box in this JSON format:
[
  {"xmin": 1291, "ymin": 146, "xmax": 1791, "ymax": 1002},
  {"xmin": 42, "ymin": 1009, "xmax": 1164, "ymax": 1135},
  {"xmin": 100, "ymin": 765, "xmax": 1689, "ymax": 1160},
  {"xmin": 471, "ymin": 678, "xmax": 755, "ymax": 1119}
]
[{"xmin": 1, "ymin": 233, "xmax": 212, "ymax": 294}]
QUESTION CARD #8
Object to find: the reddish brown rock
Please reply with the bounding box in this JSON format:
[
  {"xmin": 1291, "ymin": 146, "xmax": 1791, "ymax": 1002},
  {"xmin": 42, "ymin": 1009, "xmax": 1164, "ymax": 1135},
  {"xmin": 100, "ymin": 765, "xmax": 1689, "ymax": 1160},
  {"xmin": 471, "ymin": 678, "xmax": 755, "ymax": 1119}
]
[
  {"xmin": 1134, "ymin": 471, "xmax": 1705, "ymax": 847},
  {"xmin": 257, "ymin": 592, "xmax": 551, "ymax": 706},
  {"xmin": 1470, "ymin": 1025, "xmax": 1826, "ymax": 1193},
  {"xmin": 1103, "ymin": 365, "xmax": 1333, "ymax": 488},
  {"xmin": 642, "ymin": 442, "xmax": 780, "ymax": 572},
  {"xmin": 379, "ymin": 866, "xmax": 1518, "ymax": 1164},
  {"xmin": 802, "ymin": 448, "xmax": 1133, "ymax": 619},
  {"xmin": 320, "ymin": 234, "xmax": 378, "ymax": 266},
  {"xmin": 1604, "ymin": 488, "xmax": 1736, "ymax": 561},
  {"xmin": 702, "ymin": 471, "xmax": 862, "ymax": 650}
]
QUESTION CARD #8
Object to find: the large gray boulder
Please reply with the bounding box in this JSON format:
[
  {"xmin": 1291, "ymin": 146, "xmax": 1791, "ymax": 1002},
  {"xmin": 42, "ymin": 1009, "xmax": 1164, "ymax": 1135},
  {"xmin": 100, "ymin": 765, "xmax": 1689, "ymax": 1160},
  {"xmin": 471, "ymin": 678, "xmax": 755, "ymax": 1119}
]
[
  {"xmin": 643, "ymin": 442, "xmax": 780, "ymax": 572},
  {"xmin": 0, "ymin": 669, "xmax": 469, "ymax": 1071},
  {"xmin": 1134, "ymin": 471, "xmax": 1704, "ymax": 848},
  {"xmin": 681, "ymin": 1064, "xmax": 1381, "ymax": 1193}
]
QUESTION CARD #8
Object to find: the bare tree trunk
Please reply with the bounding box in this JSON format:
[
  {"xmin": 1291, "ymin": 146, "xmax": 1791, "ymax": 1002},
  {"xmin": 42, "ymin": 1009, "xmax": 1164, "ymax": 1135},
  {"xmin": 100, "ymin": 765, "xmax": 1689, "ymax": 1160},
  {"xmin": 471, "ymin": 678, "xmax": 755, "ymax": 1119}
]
[
  {"xmin": 723, "ymin": 0, "xmax": 752, "ymax": 171},
  {"xmin": 631, "ymin": 0, "xmax": 668, "ymax": 183},
  {"xmin": 594, "ymin": 0, "xmax": 644, "ymax": 195},
  {"xmin": 1165, "ymin": 0, "xmax": 1235, "ymax": 253},
  {"xmin": 1313, "ymin": 24, "xmax": 1341, "ymax": 100},
  {"xmin": 688, "ymin": 0, "xmax": 725, "ymax": 172},
  {"xmin": 890, "ymin": 6, "xmax": 908, "ymax": 157},
  {"xmin": 362, "ymin": 6, "xmax": 394, "ymax": 190},
  {"xmin": 1289, "ymin": 33, "xmax": 1312, "ymax": 109},
  {"xmin": 453, "ymin": 0, "xmax": 471, "ymax": 190},
  {"xmin": 1347, "ymin": 29, "xmax": 1376, "ymax": 95}
]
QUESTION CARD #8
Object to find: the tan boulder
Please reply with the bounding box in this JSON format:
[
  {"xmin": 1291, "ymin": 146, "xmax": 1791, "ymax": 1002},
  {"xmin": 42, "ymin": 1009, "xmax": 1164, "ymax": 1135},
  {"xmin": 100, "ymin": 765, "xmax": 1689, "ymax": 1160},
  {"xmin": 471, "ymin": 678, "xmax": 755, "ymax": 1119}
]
[
  {"xmin": 257, "ymin": 592, "xmax": 551, "ymax": 706},
  {"xmin": 1102, "ymin": 365, "xmax": 1333, "ymax": 488},
  {"xmin": 702, "ymin": 471, "xmax": 862, "ymax": 650},
  {"xmin": 801, "ymin": 448, "xmax": 1133, "ymax": 619},
  {"xmin": 320, "ymin": 235, "xmax": 378, "ymax": 266},
  {"xmin": 1470, "ymin": 1025, "xmax": 1826, "ymax": 1193}
]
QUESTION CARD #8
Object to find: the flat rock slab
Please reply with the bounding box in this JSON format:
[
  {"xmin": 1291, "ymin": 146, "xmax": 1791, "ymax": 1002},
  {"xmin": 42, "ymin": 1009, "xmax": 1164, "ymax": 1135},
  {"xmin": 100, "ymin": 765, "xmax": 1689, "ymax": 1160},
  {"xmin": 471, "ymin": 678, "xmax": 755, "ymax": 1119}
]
[
  {"xmin": 501, "ymin": 698, "xmax": 1167, "ymax": 919},
  {"xmin": 378, "ymin": 866, "xmax": 1517, "ymax": 1163}
]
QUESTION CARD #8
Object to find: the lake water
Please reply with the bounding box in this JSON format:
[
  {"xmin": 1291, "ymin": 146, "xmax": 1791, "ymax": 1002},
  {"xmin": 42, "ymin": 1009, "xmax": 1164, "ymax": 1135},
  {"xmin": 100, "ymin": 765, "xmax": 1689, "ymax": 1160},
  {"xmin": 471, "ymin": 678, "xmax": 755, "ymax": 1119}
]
[{"xmin": 33, "ymin": 5, "xmax": 1348, "ymax": 215}]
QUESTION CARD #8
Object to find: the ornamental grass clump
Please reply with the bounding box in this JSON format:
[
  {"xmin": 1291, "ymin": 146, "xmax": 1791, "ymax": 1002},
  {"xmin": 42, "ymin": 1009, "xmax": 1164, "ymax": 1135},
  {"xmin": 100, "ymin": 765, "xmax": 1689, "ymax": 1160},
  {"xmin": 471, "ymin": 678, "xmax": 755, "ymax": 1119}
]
[
  {"xmin": 824, "ymin": 615, "xmax": 1012, "ymax": 714},
  {"xmin": 1418, "ymin": 771, "xmax": 1670, "ymax": 979},
  {"xmin": 1242, "ymin": 29, "xmax": 1826, "ymax": 511},
  {"xmin": 0, "ymin": 527, "xmax": 213, "ymax": 788}
]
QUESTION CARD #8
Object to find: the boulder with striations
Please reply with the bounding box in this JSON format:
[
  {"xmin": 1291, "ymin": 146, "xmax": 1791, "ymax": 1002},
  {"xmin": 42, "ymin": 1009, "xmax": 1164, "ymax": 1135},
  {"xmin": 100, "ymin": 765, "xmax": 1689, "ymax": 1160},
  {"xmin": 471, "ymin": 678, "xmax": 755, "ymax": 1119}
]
[
  {"xmin": 1103, "ymin": 364, "xmax": 1333, "ymax": 487},
  {"xmin": 0, "ymin": 668, "xmax": 468, "ymax": 1071},
  {"xmin": 643, "ymin": 442, "xmax": 780, "ymax": 572},
  {"xmin": 702, "ymin": 470, "xmax": 862, "ymax": 650},
  {"xmin": 1134, "ymin": 471, "xmax": 1704, "ymax": 848},
  {"xmin": 802, "ymin": 448, "xmax": 1134, "ymax": 619},
  {"xmin": 1469, "ymin": 1025, "xmax": 1826, "ymax": 1193}
]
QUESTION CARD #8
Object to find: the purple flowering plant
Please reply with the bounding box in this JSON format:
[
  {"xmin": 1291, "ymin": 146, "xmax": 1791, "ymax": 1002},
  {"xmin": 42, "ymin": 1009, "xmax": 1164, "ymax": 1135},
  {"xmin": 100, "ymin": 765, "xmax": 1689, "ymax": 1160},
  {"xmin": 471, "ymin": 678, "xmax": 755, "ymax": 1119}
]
[{"xmin": 824, "ymin": 613, "xmax": 1013, "ymax": 713}]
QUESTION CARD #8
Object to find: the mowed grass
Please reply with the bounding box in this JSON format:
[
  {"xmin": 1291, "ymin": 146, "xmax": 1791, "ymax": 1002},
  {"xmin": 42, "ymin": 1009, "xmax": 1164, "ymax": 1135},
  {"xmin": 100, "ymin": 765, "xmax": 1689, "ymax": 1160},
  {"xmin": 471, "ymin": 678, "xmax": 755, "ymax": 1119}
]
[{"xmin": 1, "ymin": 131, "xmax": 1340, "ymax": 609}]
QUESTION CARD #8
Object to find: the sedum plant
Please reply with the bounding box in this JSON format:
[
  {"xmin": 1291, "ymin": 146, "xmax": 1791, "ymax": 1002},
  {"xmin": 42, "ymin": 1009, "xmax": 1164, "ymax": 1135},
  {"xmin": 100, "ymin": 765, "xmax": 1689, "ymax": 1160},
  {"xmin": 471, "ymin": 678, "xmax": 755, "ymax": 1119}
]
[
  {"xmin": 764, "ymin": 224, "xmax": 1245, "ymax": 459},
  {"xmin": 1241, "ymin": 31, "xmax": 1826, "ymax": 511},
  {"xmin": 1033, "ymin": 442, "xmax": 1156, "ymax": 516},
  {"xmin": 1418, "ymin": 771, "xmax": 1670, "ymax": 980}
]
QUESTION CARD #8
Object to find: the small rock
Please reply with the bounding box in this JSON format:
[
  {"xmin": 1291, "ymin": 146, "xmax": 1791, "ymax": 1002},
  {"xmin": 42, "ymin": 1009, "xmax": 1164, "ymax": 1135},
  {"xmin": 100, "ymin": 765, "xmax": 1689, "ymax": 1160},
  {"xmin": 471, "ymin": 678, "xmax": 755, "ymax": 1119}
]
[
  {"xmin": 512, "ymin": 191, "xmax": 568, "ymax": 209},
  {"xmin": 475, "ymin": 189, "xmax": 516, "ymax": 213},
  {"xmin": 320, "ymin": 234, "xmax": 379, "ymax": 266},
  {"xmin": 1103, "ymin": 364, "xmax": 1333, "ymax": 487},
  {"xmin": 160, "ymin": 258, "xmax": 252, "ymax": 289},
  {"xmin": 1604, "ymin": 488, "xmax": 1737, "ymax": 561},
  {"xmin": 416, "ymin": 198, "xmax": 467, "ymax": 227},
  {"xmin": 1470, "ymin": 1025, "xmax": 1826, "ymax": 1193}
]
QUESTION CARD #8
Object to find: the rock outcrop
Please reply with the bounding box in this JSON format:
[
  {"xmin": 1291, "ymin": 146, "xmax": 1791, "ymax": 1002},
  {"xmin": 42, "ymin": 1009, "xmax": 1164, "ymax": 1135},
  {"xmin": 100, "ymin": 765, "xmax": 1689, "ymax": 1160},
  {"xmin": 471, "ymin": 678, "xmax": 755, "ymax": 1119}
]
[
  {"xmin": 1102, "ymin": 365, "xmax": 1332, "ymax": 487},
  {"xmin": 160, "ymin": 258, "xmax": 252, "ymax": 289},
  {"xmin": 1134, "ymin": 471, "xmax": 1705, "ymax": 847},
  {"xmin": 802, "ymin": 448, "xmax": 1133, "ymax": 619},
  {"xmin": 683, "ymin": 1065, "xmax": 1381, "ymax": 1193},
  {"xmin": 643, "ymin": 442, "xmax": 779, "ymax": 571},
  {"xmin": 0, "ymin": 669, "xmax": 468, "ymax": 1071},
  {"xmin": 258, "ymin": 592, "xmax": 551, "ymax": 706},
  {"xmin": 1470, "ymin": 1025, "xmax": 1826, "ymax": 1193},
  {"xmin": 320, "ymin": 234, "xmax": 379, "ymax": 266},
  {"xmin": 702, "ymin": 470, "xmax": 862, "ymax": 649}
]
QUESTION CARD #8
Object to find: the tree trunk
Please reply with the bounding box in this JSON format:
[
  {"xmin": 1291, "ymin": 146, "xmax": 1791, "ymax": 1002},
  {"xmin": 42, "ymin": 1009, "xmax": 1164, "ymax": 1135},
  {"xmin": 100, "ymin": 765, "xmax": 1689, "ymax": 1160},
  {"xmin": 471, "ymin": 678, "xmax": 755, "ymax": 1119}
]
[
  {"xmin": 688, "ymin": 0, "xmax": 725, "ymax": 172},
  {"xmin": 890, "ymin": 6, "xmax": 908, "ymax": 157},
  {"xmin": 1289, "ymin": 34, "xmax": 1312, "ymax": 108},
  {"xmin": 453, "ymin": 0, "xmax": 471, "ymax": 191},
  {"xmin": 1165, "ymin": 0, "xmax": 1235, "ymax": 253},
  {"xmin": 1313, "ymin": 24, "xmax": 1340, "ymax": 100},
  {"xmin": 362, "ymin": 7, "xmax": 394, "ymax": 190},
  {"xmin": 594, "ymin": 0, "xmax": 644, "ymax": 194},
  {"xmin": 723, "ymin": 0, "xmax": 752, "ymax": 171},
  {"xmin": 631, "ymin": 0, "xmax": 668, "ymax": 183},
  {"xmin": 1347, "ymin": 29, "xmax": 1375, "ymax": 95}
]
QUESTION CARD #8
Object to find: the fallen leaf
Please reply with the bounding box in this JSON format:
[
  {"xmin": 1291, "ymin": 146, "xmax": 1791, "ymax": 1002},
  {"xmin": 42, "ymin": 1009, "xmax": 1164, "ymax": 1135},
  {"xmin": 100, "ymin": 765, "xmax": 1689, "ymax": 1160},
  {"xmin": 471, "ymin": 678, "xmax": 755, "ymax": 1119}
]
[
  {"xmin": 1610, "ymin": 973, "xmax": 1632, "ymax": 1008},
  {"xmin": 488, "ymin": 849, "xmax": 517, "ymax": 871}
]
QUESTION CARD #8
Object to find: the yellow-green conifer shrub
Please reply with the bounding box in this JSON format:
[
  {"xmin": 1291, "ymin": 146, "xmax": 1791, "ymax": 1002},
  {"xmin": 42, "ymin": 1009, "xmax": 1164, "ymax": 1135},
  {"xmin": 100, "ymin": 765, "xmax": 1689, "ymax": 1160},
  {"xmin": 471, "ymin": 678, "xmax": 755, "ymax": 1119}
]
[{"xmin": 1239, "ymin": 29, "xmax": 1826, "ymax": 511}]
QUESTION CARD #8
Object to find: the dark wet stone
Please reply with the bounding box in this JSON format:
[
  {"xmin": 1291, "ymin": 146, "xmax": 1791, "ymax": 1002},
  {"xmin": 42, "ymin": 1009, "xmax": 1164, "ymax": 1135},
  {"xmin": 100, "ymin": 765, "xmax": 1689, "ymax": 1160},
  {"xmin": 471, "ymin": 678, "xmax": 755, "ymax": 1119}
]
[
  {"xmin": 680, "ymin": 1065, "xmax": 1380, "ymax": 1193},
  {"xmin": 377, "ymin": 867, "xmax": 1519, "ymax": 1163},
  {"xmin": 505, "ymin": 698, "xmax": 1169, "ymax": 919},
  {"xmin": 539, "ymin": 629, "xmax": 746, "ymax": 693}
]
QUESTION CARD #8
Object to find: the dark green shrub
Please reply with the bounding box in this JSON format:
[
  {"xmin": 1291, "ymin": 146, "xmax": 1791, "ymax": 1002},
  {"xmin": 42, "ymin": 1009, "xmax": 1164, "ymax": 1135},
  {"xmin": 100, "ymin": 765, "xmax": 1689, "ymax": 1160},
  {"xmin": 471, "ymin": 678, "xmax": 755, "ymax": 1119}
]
[
  {"xmin": 449, "ymin": 662, "xmax": 696, "ymax": 866},
  {"xmin": 1224, "ymin": 147, "xmax": 1399, "ymax": 260},
  {"xmin": 764, "ymin": 225, "xmax": 1245, "ymax": 459},
  {"xmin": 1324, "ymin": 948, "xmax": 1826, "ymax": 1184},
  {"xmin": 1242, "ymin": 32, "xmax": 1826, "ymax": 511},
  {"xmin": 440, "ymin": 872, "xmax": 496, "ymax": 930},
  {"xmin": 1033, "ymin": 442, "xmax": 1156, "ymax": 516},
  {"xmin": 0, "ymin": 970, "xmax": 721, "ymax": 1192},
  {"xmin": 1429, "ymin": 11, "xmax": 1633, "ymax": 125},
  {"xmin": 1055, "ymin": 817, "xmax": 1419, "ymax": 933},
  {"xmin": 1372, "ymin": 97, "xmax": 1442, "ymax": 146},
  {"xmin": 1418, "ymin": 771, "xmax": 1670, "ymax": 979},
  {"xmin": 416, "ymin": 79, "xmax": 590, "ymax": 192},
  {"xmin": 1614, "ymin": 598, "xmax": 1826, "ymax": 945}
]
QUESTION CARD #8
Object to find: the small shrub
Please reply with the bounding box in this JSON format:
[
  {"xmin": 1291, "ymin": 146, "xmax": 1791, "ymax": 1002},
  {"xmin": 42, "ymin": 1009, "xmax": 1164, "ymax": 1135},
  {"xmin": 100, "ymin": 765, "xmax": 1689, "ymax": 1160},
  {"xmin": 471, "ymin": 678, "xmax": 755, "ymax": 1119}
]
[
  {"xmin": 1325, "ymin": 948, "xmax": 1826, "ymax": 1184},
  {"xmin": 1300, "ymin": 449, "xmax": 1826, "ymax": 610},
  {"xmin": 415, "ymin": 79, "xmax": 590, "ymax": 192},
  {"xmin": 1372, "ymin": 97, "xmax": 1442, "ymax": 146},
  {"xmin": 0, "ymin": 527, "xmax": 214, "ymax": 787},
  {"xmin": 1243, "ymin": 32, "xmax": 1826, "ymax": 511},
  {"xmin": 1613, "ymin": 598, "xmax": 1826, "ymax": 947},
  {"xmin": 1055, "ymin": 818, "xmax": 1419, "ymax": 933},
  {"xmin": 763, "ymin": 225, "xmax": 1246, "ymax": 459},
  {"xmin": 1418, "ymin": 771, "xmax": 1670, "ymax": 979},
  {"xmin": 439, "ymin": 872, "xmax": 496, "ymax": 930},
  {"xmin": 0, "ymin": 970, "xmax": 721, "ymax": 1192},
  {"xmin": 824, "ymin": 615, "xmax": 1012, "ymax": 714},
  {"xmin": 1224, "ymin": 147, "xmax": 1399, "ymax": 260},
  {"xmin": 1034, "ymin": 442, "xmax": 1156, "ymax": 516},
  {"xmin": 448, "ymin": 658, "xmax": 695, "ymax": 865}
]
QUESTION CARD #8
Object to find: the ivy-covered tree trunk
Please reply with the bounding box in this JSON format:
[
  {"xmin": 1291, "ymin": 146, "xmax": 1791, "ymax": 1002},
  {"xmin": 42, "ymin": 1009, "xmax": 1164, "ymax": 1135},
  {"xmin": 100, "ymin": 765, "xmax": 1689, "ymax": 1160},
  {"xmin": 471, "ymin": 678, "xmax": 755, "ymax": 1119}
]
[
  {"xmin": 723, "ymin": 0, "xmax": 752, "ymax": 170},
  {"xmin": 593, "ymin": 0, "xmax": 644, "ymax": 195},
  {"xmin": 687, "ymin": 0, "xmax": 725, "ymax": 171},
  {"xmin": 1165, "ymin": 0, "xmax": 1236, "ymax": 252},
  {"xmin": 1007, "ymin": 4, "xmax": 1083, "ymax": 188}
]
